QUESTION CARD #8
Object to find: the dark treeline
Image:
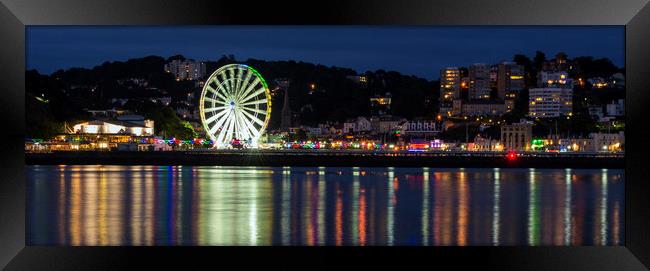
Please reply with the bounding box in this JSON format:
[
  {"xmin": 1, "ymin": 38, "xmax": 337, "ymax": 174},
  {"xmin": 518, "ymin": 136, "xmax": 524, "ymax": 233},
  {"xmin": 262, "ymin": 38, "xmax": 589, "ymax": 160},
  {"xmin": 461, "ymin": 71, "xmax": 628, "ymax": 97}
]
[
  {"xmin": 26, "ymin": 54, "xmax": 440, "ymax": 138},
  {"xmin": 26, "ymin": 52, "xmax": 623, "ymax": 139}
]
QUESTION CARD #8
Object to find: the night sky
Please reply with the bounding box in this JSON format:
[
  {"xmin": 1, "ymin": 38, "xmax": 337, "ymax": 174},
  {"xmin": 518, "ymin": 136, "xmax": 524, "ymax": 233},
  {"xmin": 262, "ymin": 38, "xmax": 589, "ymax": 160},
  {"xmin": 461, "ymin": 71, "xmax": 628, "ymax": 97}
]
[{"xmin": 26, "ymin": 26, "xmax": 624, "ymax": 80}]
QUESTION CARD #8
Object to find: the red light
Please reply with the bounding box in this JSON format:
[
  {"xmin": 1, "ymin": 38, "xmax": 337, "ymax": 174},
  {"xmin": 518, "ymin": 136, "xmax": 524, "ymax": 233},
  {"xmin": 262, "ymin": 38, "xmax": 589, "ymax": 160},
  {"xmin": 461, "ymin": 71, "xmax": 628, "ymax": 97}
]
[{"xmin": 506, "ymin": 151, "xmax": 517, "ymax": 161}]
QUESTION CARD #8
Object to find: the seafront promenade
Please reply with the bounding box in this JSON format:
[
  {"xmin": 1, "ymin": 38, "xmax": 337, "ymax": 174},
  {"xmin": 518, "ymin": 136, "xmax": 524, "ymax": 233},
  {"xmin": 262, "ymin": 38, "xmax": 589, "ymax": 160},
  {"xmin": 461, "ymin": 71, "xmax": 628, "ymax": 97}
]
[{"xmin": 26, "ymin": 149, "xmax": 624, "ymax": 168}]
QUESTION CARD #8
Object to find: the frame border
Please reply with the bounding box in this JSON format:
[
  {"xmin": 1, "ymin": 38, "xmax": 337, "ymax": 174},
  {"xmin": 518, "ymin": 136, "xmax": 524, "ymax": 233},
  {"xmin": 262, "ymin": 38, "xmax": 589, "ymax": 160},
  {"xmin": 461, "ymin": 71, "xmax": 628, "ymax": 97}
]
[{"xmin": 1, "ymin": 0, "xmax": 649, "ymax": 269}]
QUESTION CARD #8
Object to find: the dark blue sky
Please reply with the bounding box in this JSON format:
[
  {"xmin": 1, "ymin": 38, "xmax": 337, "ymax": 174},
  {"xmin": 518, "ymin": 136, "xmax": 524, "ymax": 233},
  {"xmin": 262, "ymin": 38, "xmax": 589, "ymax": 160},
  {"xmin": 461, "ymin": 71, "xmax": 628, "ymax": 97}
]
[{"xmin": 26, "ymin": 26, "xmax": 624, "ymax": 80}]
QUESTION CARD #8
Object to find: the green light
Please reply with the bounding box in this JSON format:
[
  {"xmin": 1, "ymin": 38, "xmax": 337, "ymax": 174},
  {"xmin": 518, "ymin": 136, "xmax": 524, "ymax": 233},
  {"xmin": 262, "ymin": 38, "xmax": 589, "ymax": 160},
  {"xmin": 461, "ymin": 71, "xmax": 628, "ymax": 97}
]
[{"xmin": 243, "ymin": 64, "xmax": 269, "ymax": 90}]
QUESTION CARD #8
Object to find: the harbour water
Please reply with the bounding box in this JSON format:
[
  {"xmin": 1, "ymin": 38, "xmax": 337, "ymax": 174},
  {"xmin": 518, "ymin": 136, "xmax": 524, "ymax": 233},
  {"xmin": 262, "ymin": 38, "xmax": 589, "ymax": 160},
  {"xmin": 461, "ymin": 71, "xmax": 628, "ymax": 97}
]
[{"xmin": 26, "ymin": 165, "xmax": 624, "ymax": 246}]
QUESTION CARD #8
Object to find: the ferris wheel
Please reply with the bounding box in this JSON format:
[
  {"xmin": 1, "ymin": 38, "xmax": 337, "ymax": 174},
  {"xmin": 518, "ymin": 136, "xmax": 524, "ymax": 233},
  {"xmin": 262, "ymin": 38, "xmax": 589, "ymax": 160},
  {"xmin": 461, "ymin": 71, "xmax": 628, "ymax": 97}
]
[{"xmin": 199, "ymin": 64, "xmax": 272, "ymax": 148}]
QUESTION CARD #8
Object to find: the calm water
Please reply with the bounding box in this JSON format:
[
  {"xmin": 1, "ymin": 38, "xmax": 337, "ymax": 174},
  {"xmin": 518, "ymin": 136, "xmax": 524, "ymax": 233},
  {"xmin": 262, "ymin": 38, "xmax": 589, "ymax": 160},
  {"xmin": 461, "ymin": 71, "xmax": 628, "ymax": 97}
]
[{"xmin": 26, "ymin": 165, "xmax": 624, "ymax": 246}]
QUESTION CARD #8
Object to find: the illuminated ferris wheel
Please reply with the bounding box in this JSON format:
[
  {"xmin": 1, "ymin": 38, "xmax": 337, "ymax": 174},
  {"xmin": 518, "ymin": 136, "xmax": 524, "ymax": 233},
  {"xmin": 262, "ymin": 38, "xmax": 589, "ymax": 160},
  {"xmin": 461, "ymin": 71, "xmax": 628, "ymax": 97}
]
[{"xmin": 199, "ymin": 64, "xmax": 272, "ymax": 148}]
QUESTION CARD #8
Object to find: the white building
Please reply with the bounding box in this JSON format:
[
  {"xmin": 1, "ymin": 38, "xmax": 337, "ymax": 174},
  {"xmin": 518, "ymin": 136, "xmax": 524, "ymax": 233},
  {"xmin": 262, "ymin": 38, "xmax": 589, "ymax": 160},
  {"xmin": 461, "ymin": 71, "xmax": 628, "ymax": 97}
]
[
  {"xmin": 440, "ymin": 67, "xmax": 461, "ymax": 101},
  {"xmin": 403, "ymin": 120, "xmax": 443, "ymax": 135},
  {"xmin": 370, "ymin": 115, "xmax": 406, "ymax": 133},
  {"xmin": 468, "ymin": 63, "xmax": 491, "ymax": 100},
  {"xmin": 73, "ymin": 119, "xmax": 154, "ymax": 136},
  {"xmin": 164, "ymin": 59, "xmax": 207, "ymax": 81},
  {"xmin": 528, "ymin": 88, "xmax": 573, "ymax": 118},
  {"xmin": 606, "ymin": 99, "xmax": 625, "ymax": 117},
  {"xmin": 538, "ymin": 71, "xmax": 573, "ymax": 88},
  {"xmin": 590, "ymin": 132, "xmax": 624, "ymax": 152},
  {"xmin": 501, "ymin": 122, "xmax": 533, "ymax": 151},
  {"xmin": 588, "ymin": 105, "xmax": 605, "ymax": 119},
  {"xmin": 343, "ymin": 117, "xmax": 372, "ymax": 133},
  {"xmin": 304, "ymin": 127, "xmax": 323, "ymax": 136}
]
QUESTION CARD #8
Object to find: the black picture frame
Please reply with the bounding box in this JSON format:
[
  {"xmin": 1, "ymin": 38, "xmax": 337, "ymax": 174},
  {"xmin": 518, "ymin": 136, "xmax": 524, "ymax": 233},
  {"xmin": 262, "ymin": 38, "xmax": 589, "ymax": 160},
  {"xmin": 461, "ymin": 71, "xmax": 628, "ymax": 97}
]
[{"xmin": 1, "ymin": 0, "xmax": 649, "ymax": 270}]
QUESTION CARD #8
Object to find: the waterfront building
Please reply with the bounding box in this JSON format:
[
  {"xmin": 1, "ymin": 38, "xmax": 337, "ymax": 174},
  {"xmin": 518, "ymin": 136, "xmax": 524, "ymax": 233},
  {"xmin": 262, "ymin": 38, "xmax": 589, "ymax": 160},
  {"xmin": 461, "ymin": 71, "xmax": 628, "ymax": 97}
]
[
  {"xmin": 343, "ymin": 117, "xmax": 372, "ymax": 134},
  {"xmin": 528, "ymin": 87, "xmax": 573, "ymax": 118},
  {"xmin": 370, "ymin": 115, "xmax": 406, "ymax": 133},
  {"xmin": 591, "ymin": 131, "xmax": 624, "ymax": 152},
  {"xmin": 532, "ymin": 132, "xmax": 624, "ymax": 152},
  {"xmin": 468, "ymin": 63, "xmax": 491, "ymax": 100},
  {"xmin": 164, "ymin": 59, "xmax": 207, "ymax": 81},
  {"xmin": 402, "ymin": 119, "xmax": 443, "ymax": 138},
  {"xmin": 500, "ymin": 122, "xmax": 533, "ymax": 151},
  {"xmin": 72, "ymin": 118, "xmax": 154, "ymax": 136},
  {"xmin": 471, "ymin": 134, "xmax": 501, "ymax": 151},
  {"xmin": 304, "ymin": 126, "xmax": 323, "ymax": 137}
]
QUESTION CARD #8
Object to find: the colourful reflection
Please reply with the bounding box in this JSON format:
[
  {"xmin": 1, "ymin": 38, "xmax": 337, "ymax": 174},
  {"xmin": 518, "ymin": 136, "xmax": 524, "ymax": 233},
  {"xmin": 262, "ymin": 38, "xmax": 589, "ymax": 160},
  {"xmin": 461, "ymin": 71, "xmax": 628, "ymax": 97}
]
[
  {"xmin": 26, "ymin": 166, "xmax": 625, "ymax": 246},
  {"xmin": 492, "ymin": 168, "xmax": 501, "ymax": 246}
]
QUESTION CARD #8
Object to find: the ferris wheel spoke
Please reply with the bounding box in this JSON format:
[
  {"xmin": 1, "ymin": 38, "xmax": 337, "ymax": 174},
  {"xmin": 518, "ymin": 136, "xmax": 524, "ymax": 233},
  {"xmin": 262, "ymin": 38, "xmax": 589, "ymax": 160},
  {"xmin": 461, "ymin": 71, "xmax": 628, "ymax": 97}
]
[
  {"xmin": 203, "ymin": 105, "xmax": 229, "ymax": 114},
  {"xmin": 240, "ymin": 99, "xmax": 268, "ymax": 106},
  {"xmin": 237, "ymin": 77, "xmax": 261, "ymax": 103},
  {"xmin": 227, "ymin": 67, "xmax": 236, "ymax": 95},
  {"xmin": 215, "ymin": 112, "xmax": 233, "ymax": 145},
  {"xmin": 206, "ymin": 85, "xmax": 230, "ymax": 103},
  {"xmin": 206, "ymin": 110, "xmax": 232, "ymax": 134},
  {"xmin": 205, "ymin": 108, "xmax": 229, "ymax": 124},
  {"xmin": 236, "ymin": 110, "xmax": 249, "ymax": 140},
  {"xmin": 233, "ymin": 110, "xmax": 250, "ymax": 140},
  {"xmin": 203, "ymin": 97, "xmax": 229, "ymax": 107},
  {"xmin": 217, "ymin": 72, "xmax": 231, "ymax": 94},
  {"xmin": 237, "ymin": 68, "xmax": 253, "ymax": 100},
  {"xmin": 223, "ymin": 113, "xmax": 237, "ymax": 143},
  {"xmin": 240, "ymin": 108, "xmax": 266, "ymax": 127},
  {"xmin": 237, "ymin": 109, "xmax": 261, "ymax": 139},
  {"xmin": 241, "ymin": 105, "xmax": 268, "ymax": 116},
  {"xmin": 234, "ymin": 68, "xmax": 244, "ymax": 98},
  {"xmin": 213, "ymin": 74, "xmax": 232, "ymax": 100},
  {"xmin": 239, "ymin": 109, "xmax": 259, "ymax": 139},
  {"xmin": 239, "ymin": 87, "xmax": 267, "ymax": 104}
]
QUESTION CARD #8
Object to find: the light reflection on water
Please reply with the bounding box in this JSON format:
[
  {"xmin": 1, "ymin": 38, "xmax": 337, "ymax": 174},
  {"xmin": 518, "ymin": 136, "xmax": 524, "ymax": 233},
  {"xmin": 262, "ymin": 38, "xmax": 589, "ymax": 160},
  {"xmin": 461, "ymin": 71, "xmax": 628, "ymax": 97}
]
[{"xmin": 26, "ymin": 165, "xmax": 624, "ymax": 246}]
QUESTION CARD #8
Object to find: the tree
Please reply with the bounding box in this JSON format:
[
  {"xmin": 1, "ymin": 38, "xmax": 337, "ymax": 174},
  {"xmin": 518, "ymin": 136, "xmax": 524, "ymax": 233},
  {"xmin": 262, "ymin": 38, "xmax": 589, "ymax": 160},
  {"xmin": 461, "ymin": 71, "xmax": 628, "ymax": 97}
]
[
  {"xmin": 145, "ymin": 107, "xmax": 197, "ymax": 139},
  {"xmin": 513, "ymin": 54, "xmax": 535, "ymax": 87},
  {"xmin": 533, "ymin": 51, "xmax": 546, "ymax": 72},
  {"xmin": 572, "ymin": 56, "xmax": 619, "ymax": 78},
  {"xmin": 287, "ymin": 129, "xmax": 308, "ymax": 142}
]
